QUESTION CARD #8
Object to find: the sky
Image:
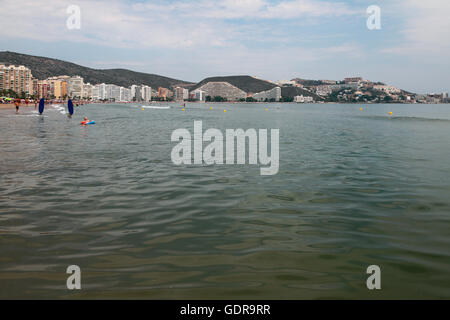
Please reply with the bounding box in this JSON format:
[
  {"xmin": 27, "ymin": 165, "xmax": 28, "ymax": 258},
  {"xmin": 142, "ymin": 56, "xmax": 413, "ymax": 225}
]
[{"xmin": 0, "ymin": 0, "xmax": 449, "ymax": 93}]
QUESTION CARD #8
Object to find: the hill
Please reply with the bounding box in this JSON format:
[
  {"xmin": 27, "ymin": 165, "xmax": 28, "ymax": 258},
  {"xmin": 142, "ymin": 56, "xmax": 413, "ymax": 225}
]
[
  {"xmin": 0, "ymin": 51, "xmax": 193, "ymax": 89},
  {"xmin": 190, "ymin": 75, "xmax": 276, "ymax": 93},
  {"xmin": 281, "ymin": 86, "xmax": 322, "ymax": 100}
]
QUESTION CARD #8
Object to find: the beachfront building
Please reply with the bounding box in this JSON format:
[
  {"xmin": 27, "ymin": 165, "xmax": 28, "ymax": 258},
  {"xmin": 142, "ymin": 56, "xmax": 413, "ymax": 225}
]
[
  {"xmin": 135, "ymin": 86, "xmax": 143, "ymax": 101},
  {"xmin": 105, "ymin": 84, "xmax": 121, "ymax": 101},
  {"xmin": 253, "ymin": 86, "xmax": 281, "ymax": 102},
  {"xmin": 68, "ymin": 76, "xmax": 84, "ymax": 98},
  {"xmin": 49, "ymin": 80, "xmax": 63, "ymax": 99},
  {"xmin": 0, "ymin": 64, "xmax": 33, "ymax": 95},
  {"xmin": 44, "ymin": 76, "xmax": 70, "ymax": 99},
  {"xmin": 158, "ymin": 87, "xmax": 170, "ymax": 100},
  {"xmin": 36, "ymin": 80, "xmax": 50, "ymax": 99},
  {"xmin": 130, "ymin": 85, "xmax": 138, "ymax": 101},
  {"xmin": 83, "ymin": 83, "xmax": 94, "ymax": 99},
  {"xmin": 174, "ymin": 87, "xmax": 189, "ymax": 101},
  {"xmin": 142, "ymin": 85, "xmax": 152, "ymax": 102},
  {"xmin": 190, "ymin": 89, "xmax": 206, "ymax": 101},
  {"xmin": 93, "ymin": 83, "xmax": 107, "ymax": 100},
  {"xmin": 120, "ymin": 87, "xmax": 131, "ymax": 102},
  {"xmin": 294, "ymin": 95, "xmax": 314, "ymax": 103},
  {"xmin": 196, "ymin": 81, "xmax": 246, "ymax": 101}
]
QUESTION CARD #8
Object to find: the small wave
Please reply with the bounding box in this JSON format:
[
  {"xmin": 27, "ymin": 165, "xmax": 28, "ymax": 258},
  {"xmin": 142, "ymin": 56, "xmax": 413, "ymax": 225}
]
[
  {"xmin": 361, "ymin": 115, "xmax": 450, "ymax": 123},
  {"xmin": 6, "ymin": 114, "xmax": 40, "ymax": 117},
  {"xmin": 51, "ymin": 104, "xmax": 67, "ymax": 115},
  {"xmin": 139, "ymin": 106, "xmax": 171, "ymax": 110}
]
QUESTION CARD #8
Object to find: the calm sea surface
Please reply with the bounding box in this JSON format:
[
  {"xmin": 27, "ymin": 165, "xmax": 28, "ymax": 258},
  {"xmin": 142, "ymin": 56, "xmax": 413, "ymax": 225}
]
[{"xmin": 1, "ymin": 102, "xmax": 450, "ymax": 299}]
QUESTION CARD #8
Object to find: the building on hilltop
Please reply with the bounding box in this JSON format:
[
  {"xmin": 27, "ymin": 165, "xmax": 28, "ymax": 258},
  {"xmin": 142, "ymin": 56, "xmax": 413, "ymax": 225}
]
[
  {"xmin": 373, "ymin": 85, "xmax": 401, "ymax": 94},
  {"xmin": 276, "ymin": 80, "xmax": 296, "ymax": 86},
  {"xmin": 315, "ymin": 85, "xmax": 332, "ymax": 96},
  {"xmin": 320, "ymin": 80, "xmax": 337, "ymax": 85},
  {"xmin": 344, "ymin": 77, "xmax": 363, "ymax": 83}
]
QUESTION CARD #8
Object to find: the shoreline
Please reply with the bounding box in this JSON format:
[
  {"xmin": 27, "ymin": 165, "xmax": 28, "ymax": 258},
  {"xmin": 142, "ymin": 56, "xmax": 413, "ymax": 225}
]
[
  {"xmin": 1, "ymin": 102, "xmax": 447, "ymax": 111},
  {"xmin": 0, "ymin": 103, "xmax": 38, "ymax": 110}
]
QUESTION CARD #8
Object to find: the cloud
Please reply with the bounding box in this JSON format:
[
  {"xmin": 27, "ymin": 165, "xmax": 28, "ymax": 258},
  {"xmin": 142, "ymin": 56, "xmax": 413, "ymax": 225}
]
[
  {"xmin": 0, "ymin": 0, "xmax": 359, "ymax": 49},
  {"xmin": 381, "ymin": 0, "xmax": 450, "ymax": 56}
]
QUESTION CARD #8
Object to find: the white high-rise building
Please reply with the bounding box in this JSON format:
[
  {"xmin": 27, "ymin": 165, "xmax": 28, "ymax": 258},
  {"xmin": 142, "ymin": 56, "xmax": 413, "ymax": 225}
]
[
  {"xmin": 174, "ymin": 87, "xmax": 189, "ymax": 101},
  {"xmin": 135, "ymin": 86, "xmax": 142, "ymax": 102},
  {"xmin": 120, "ymin": 87, "xmax": 131, "ymax": 102},
  {"xmin": 83, "ymin": 83, "xmax": 94, "ymax": 99},
  {"xmin": 130, "ymin": 85, "xmax": 137, "ymax": 101},
  {"xmin": 93, "ymin": 83, "xmax": 107, "ymax": 100},
  {"xmin": 68, "ymin": 76, "xmax": 84, "ymax": 98},
  {"xmin": 142, "ymin": 85, "xmax": 152, "ymax": 102},
  {"xmin": 191, "ymin": 89, "xmax": 206, "ymax": 101},
  {"xmin": 105, "ymin": 84, "xmax": 121, "ymax": 101}
]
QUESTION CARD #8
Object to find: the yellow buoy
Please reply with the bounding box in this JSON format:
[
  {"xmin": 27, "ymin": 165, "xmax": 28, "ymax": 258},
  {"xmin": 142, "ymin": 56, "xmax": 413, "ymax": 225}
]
[
  {"xmin": 210, "ymin": 107, "xmax": 213, "ymax": 110},
  {"xmin": 141, "ymin": 108, "xmax": 145, "ymax": 110},
  {"xmin": 182, "ymin": 108, "xmax": 185, "ymax": 111},
  {"xmin": 265, "ymin": 108, "xmax": 268, "ymax": 111},
  {"xmin": 224, "ymin": 109, "xmax": 227, "ymax": 113},
  {"xmin": 360, "ymin": 107, "xmax": 363, "ymax": 111},
  {"xmin": 389, "ymin": 111, "xmax": 392, "ymax": 116}
]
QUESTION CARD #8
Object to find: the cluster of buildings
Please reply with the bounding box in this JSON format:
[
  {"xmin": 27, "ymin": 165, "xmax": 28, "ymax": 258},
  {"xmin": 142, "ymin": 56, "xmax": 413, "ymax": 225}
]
[
  {"xmin": 1, "ymin": 64, "xmax": 448, "ymax": 104},
  {"xmin": 289, "ymin": 76, "xmax": 449, "ymax": 104},
  {"xmin": 0, "ymin": 64, "xmax": 177, "ymax": 102}
]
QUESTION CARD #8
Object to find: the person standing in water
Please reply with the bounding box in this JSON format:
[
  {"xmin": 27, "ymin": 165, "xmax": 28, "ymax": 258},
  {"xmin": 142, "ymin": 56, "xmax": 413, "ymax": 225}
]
[{"xmin": 14, "ymin": 99, "xmax": 20, "ymax": 113}]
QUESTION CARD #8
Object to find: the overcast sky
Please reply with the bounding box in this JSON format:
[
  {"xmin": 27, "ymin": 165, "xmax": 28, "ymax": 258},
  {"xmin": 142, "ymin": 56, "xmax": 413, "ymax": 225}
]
[{"xmin": 0, "ymin": 0, "xmax": 449, "ymax": 93}]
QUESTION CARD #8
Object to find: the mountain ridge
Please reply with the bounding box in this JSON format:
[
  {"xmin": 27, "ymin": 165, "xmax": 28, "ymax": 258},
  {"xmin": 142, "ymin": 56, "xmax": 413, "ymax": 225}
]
[{"xmin": 0, "ymin": 51, "xmax": 193, "ymax": 89}]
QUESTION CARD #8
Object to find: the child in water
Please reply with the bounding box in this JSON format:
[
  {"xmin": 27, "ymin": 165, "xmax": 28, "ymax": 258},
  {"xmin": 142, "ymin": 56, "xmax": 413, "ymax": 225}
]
[{"xmin": 81, "ymin": 116, "xmax": 90, "ymax": 125}]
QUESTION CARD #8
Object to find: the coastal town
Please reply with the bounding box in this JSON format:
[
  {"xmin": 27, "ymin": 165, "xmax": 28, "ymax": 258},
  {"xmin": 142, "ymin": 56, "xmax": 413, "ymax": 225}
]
[{"xmin": 1, "ymin": 63, "xmax": 449, "ymax": 106}]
